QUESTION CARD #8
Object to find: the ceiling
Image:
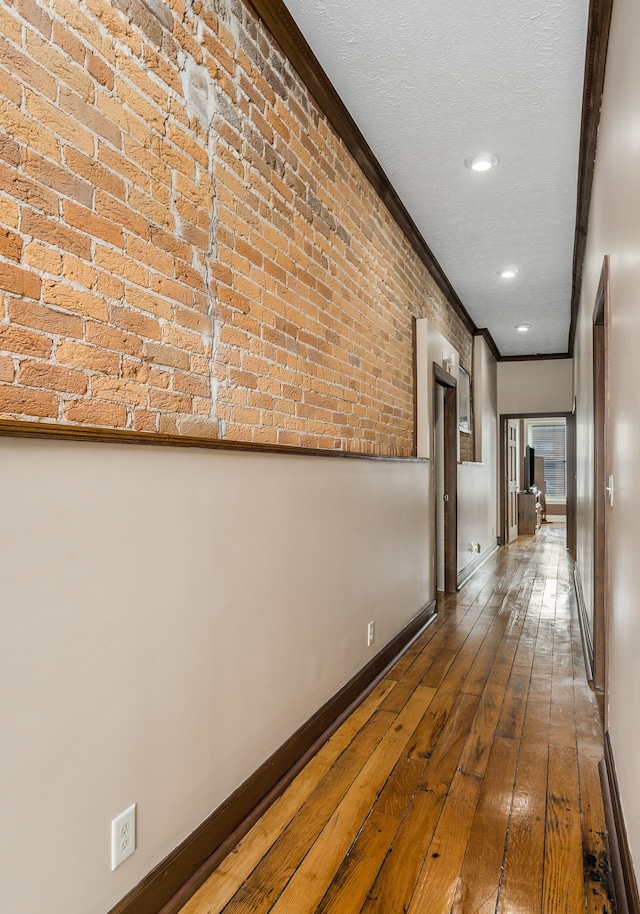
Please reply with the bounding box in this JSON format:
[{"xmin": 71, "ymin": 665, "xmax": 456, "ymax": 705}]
[{"xmin": 280, "ymin": 0, "xmax": 590, "ymax": 357}]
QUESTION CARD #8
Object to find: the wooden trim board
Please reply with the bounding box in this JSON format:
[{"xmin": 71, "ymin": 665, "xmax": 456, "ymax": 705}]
[
  {"xmin": 106, "ymin": 600, "xmax": 437, "ymax": 914},
  {"xmin": 0, "ymin": 418, "xmax": 426, "ymax": 463},
  {"xmin": 569, "ymin": 0, "xmax": 614, "ymax": 355},
  {"xmin": 573, "ymin": 565, "xmax": 594, "ymax": 684},
  {"xmin": 600, "ymin": 733, "xmax": 640, "ymax": 914}
]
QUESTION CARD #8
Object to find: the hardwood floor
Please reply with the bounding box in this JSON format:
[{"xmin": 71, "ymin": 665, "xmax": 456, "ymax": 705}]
[{"xmin": 179, "ymin": 524, "xmax": 616, "ymax": 914}]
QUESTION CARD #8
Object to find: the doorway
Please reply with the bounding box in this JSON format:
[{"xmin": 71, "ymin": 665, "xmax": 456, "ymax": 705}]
[
  {"xmin": 593, "ymin": 255, "xmax": 610, "ymax": 699},
  {"xmin": 499, "ymin": 413, "xmax": 575, "ymax": 545},
  {"xmin": 433, "ymin": 364, "xmax": 457, "ymax": 593}
]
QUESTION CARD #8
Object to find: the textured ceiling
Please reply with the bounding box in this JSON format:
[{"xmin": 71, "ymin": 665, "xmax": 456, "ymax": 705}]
[{"xmin": 281, "ymin": 0, "xmax": 589, "ymax": 356}]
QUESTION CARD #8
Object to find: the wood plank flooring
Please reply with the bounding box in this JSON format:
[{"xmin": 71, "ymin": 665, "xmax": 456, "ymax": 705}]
[{"xmin": 179, "ymin": 524, "xmax": 616, "ymax": 914}]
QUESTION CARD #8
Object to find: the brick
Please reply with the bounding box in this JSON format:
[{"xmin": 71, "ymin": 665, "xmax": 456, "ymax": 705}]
[
  {"xmin": 86, "ymin": 320, "xmax": 142, "ymax": 356},
  {"xmin": 133, "ymin": 408, "xmax": 158, "ymax": 431},
  {"xmin": 63, "ymin": 200, "xmax": 124, "ymax": 249},
  {"xmin": 116, "ymin": 78, "xmax": 165, "ymax": 133},
  {"xmin": 143, "ymin": 340, "xmax": 189, "ymax": 370},
  {"xmin": 52, "ymin": 20, "xmax": 85, "ymax": 65},
  {"xmin": 22, "ymin": 209, "xmax": 92, "ymax": 259},
  {"xmin": 65, "ymin": 147, "xmax": 126, "ymax": 201},
  {"xmin": 148, "ymin": 388, "xmax": 190, "ymax": 412},
  {"xmin": 23, "ymin": 150, "xmax": 94, "ymax": 208},
  {"xmin": 0, "ymin": 100, "xmax": 57, "ymax": 164},
  {"xmin": 62, "ymin": 255, "xmax": 96, "ymax": 289},
  {"xmin": 0, "ymin": 5, "xmax": 22, "ymax": 45},
  {"xmin": 25, "ymin": 91, "xmax": 94, "ymax": 156},
  {"xmin": 127, "ymin": 186, "xmax": 172, "ymax": 228},
  {"xmin": 96, "ymin": 270, "xmax": 124, "ymax": 300},
  {"xmin": 87, "ymin": 51, "xmax": 115, "ymax": 91},
  {"xmin": 0, "ymin": 133, "xmax": 20, "ymax": 169},
  {"xmin": 65, "ymin": 398, "xmax": 127, "ymax": 427},
  {"xmin": 23, "ymin": 242, "xmax": 63, "ymax": 275},
  {"xmin": 176, "ymin": 415, "xmax": 219, "ymax": 438},
  {"xmin": 0, "ymin": 228, "xmax": 22, "ymax": 262},
  {"xmin": 54, "ymin": 0, "xmax": 116, "ymax": 65},
  {"xmin": 42, "ymin": 281, "xmax": 109, "ymax": 322},
  {"xmin": 0, "ymin": 384, "xmax": 58, "ymax": 418},
  {"xmin": 0, "ymin": 162, "xmax": 58, "ymax": 215},
  {"xmin": 143, "ymin": 43, "xmax": 183, "ymax": 94},
  {"xmin": 126, "ymin": 235, "xmax": 173, "ymax": 276},
  {"xmin": 16, "ymin": 0, "xmax": 53, "ymax": 39},
  {"xmin": 110, "ymin": 305, "xmax": 161, "ymax": 340},
  {"xmin": 25, "ymin": 30, "xmax": 95, "ymax": 102},
  {"xmin": 59, "ymin": 86, "xmax": 122, "ymax": 149},
  {"xmin": 0, "ymin": 36, "xmax": 56, "ymax": 100},
  {"xmin": 173, "ymin": 370, "xmax": 209, "ymax": 397},
  {"xmin": 56, "ymin": 340, "xmax": 120, "ymax": 374},
  {"xmin": 95, "ymin": 246, "xmax": 149, "ymax": 287},
  {"xmin": 8, "ymin": 299, "xmax": 83, "ymax": 338},
  {"xmin": 149, "ymin": 226, "xmax": 191, "ymax": 261},
  {"xmin": 121, "ymin": 358, "xmax": 168, "ymax": 387},
  {"xmin": 124, "ymin": 285, "xmax": 172, "ymax": 321},
  {"xmin": 95, "ymin": 191, "xmax": 148, "ymax": 241},
  {"xmin": 92, "ymin": 375, "xmax": 148, "ymax": 405},
  {"xmin": 19, "ymin": 359, "xmax": 88, "ymax": 394},
  {"xmin": 0, "ymin": 354, "xmax": 14, "ymax": 382},
  {"xmin": 0, "ymin": 262, "xmax": 41, "ymax": 300}
]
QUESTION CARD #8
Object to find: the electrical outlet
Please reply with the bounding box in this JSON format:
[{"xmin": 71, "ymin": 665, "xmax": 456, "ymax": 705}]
[
  {"xmin": 367, "ymin": 621, "xmax": 375, "ymax": 647},
  {"xmin": 111, "ymin": 804, "xmax": 136, "ymax": 871}
]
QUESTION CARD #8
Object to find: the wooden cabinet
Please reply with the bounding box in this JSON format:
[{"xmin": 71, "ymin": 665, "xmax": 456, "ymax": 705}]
[{"xmin": 517, "ymin": 490, "xmax": 542, "ymax": 535}]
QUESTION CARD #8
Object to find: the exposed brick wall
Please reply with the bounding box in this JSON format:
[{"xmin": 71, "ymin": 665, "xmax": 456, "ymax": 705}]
[{"xmin": 0, "ymin": 0, "xmax": 473, "ymax": 455}]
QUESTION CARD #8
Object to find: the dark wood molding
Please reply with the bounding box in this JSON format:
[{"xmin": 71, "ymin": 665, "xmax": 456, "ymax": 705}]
[
  {"xmin": 433, "ymin": 364, "xmax": 458, "ymax": 593},
  {"xmin": 244, "ymin": 0, "xmax": 476, "ymax": 340},
  {"xmin": 499, "ymin": 352, "xmax": 572, "ymax": 363},
  {"xmin": 498, "ymin": 411, "xmax": 573, "ymax": 421},
  {"xmin": 573, "ymin": 565, "xmax": 594, "ymax": 684},
  {"xmin": 569, "ymin": 0, "xmax": 615, "ymax": 356},
  {"xmin": 107, "ymin": 600, "xmax": 437, "ymax": 914},
  {"xmin": 0, "ymin": 418, "xmax": 427, "ymax": 463},
  {"xmin": 566, "ymin": 410, "xmax": 577, "ymax": 557},
  {"xmin": 600, "ymin": 733, "xmax": 640, "ymax": 914},
  {"xmin": 592, "ymin": 255, "xmax": 611, "ymax": 697},
  {"xmin": 474, "ymin": 328, "xmax": 501, "ymax": 363},
  {"xmin": 457, "ymin": 539, "xmax": 499, "ymax": 589}
]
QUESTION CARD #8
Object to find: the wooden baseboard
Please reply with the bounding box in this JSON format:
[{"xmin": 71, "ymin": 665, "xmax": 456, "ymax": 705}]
[
  {"xmin": 457, "ymin": 539, "xmax": 498, "ymax": 589},
  {"xmin": 573, "ymin": 565, "xmax": 594, "ymax": 684},
  {"xmin": 600, "ymin": 732, "xmax": 640, "ymax": 914},
  {"xmin": 107, "ymin": 600, "xmax": 437, "ymax": 914}
]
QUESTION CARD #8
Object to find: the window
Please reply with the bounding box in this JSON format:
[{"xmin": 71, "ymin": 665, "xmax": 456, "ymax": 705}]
[{"xmin": 528, "ymin": 421, "xmax": 566, "ymax": 499}]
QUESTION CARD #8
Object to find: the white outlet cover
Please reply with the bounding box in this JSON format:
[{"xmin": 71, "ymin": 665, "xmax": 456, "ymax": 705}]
[
  {"xmin": 111, "ymin": 803, "xmax": 136, "ymax": 871},
  {"xmin": 367, "ymin": 621, "xmax": 375, "ymax": 646}
]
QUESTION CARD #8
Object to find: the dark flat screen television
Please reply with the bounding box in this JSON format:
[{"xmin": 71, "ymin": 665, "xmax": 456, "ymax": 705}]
[{"xmin": 524, "ymin": 445, "xmax": 535, "ymax": 492}]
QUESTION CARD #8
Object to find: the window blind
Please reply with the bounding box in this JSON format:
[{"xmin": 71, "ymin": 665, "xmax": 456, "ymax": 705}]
[{"xmin": 529, "ymin": 424, "xmax": 566, "ymax": 498}]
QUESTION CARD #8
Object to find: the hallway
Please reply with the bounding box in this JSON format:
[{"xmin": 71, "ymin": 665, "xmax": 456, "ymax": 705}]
[{"xmin": 178, "ymin": 525, "xmax": 614, "ymax": 914}]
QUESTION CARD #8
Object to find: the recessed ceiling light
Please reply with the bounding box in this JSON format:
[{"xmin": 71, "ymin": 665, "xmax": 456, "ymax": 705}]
[
  {"xmin": 515, "ymin": 324, "xmax": 531, "ymax": 332},
  {"xmin": 498, "ymin": 267, "xmax": 519, "ymax": 279},
  {"xmin": 464, "ymin": 152, "xmax": 500, "ymax": 172}
]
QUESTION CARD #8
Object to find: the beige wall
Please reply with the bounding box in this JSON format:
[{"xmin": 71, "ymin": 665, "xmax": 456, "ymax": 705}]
[
  {"xmin": 458, "ymin": 335, "xmax": 499, "ymax": 577},
  {"xmin": 574, "ymin": 0, "xmax": 640, "ymax": 878},
  {"xmin": 416, "ymin": 324, "xmax": 499, "ymax": 583},
  {"xmin": 497, "ymin": 359, "xmax": 573, "ymax": 416},
  {"xmin": 0, "ymin": 437, "xmax": 432, "ymax": 914}
]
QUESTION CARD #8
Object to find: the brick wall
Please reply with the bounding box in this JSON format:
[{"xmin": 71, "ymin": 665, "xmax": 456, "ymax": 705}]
[{"xmin": 0, "ymin": 0, "xmax": 473, "ymax": 455}]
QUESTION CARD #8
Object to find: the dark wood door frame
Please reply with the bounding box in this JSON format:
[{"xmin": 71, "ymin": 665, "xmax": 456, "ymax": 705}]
[
  {"xmin": 499, "ymin": 412, "xmax": 575, "ymax": 547},
  {"xmin": 434, "ymin": 364, "xmax": 457, "ymax": 593},
  {"xmin": 593, "ymin": 255, "xmax": 610, "ymax": 698}
]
